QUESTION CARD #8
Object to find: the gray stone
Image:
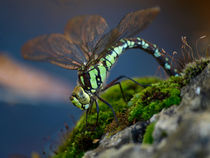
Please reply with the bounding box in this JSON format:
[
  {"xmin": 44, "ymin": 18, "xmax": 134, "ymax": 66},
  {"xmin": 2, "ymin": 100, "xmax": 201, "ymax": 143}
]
[
  {"xmin": 153, "ymin": 107, "xmax": 180, "ymax": 144},
  {"xmin": 153, "ymin": 112, "xmax": 210, "ymax": 158},
  {"xmin": 83, "ymin": 121, "xmax": 149, "ymax": 158},
  {"xmin": 97, "ymin": 144, "xmax": 152, "ymax": 158},
  {"xmin": 178, "ymin": 63, "xmax": 210, "ymax": 113}
]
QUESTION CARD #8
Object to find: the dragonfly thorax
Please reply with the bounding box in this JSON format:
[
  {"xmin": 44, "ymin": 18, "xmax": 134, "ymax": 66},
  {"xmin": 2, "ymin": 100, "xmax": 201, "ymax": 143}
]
[
  {"xmin": 70, "ymin": 85, "xmax": 90, "ymax": 110},
  {"xmin": 78, "ymin": 64, "xmax": 107, "ymax": 94}
]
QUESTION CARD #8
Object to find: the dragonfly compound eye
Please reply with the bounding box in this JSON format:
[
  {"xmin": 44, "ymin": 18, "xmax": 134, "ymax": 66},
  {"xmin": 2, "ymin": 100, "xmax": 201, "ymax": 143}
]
[{"xmin": 70, "ymin": 86, "xmax": 90, "ymax": 110}]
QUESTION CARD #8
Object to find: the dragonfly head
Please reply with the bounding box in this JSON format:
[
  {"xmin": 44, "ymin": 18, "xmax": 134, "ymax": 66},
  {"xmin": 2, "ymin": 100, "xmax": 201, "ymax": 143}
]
[{"xmin": 70, "ymin": 86, "xmax": 90, "ymax": 110}]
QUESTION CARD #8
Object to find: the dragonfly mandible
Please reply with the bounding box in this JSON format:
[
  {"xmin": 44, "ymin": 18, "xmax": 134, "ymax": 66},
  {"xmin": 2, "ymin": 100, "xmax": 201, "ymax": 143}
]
[{"xmin": 22, "ymin": 7, "xmax": 179, "ymax": 123}]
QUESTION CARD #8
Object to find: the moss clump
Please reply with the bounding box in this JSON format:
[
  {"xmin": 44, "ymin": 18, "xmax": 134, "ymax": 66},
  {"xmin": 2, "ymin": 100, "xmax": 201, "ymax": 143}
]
[
  {"xmin": 128, "ymin": 76, "xmax": 183, "ymax": 122},
  {"xmin": 53, "ymin": 77, "xmax": 160, "ymax": 158},
  {"xmin": 142, "ymin": 122, "xmax": 156, "ymax": 144},
  {"xmin": 182, "ymin": 58, "xmax": 210, "ymax": 82}
]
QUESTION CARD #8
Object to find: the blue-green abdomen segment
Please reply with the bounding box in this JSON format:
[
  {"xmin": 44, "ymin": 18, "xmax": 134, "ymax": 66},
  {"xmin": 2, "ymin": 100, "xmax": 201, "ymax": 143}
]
[{"xmin": 100, "ymin": 37, "xmax": 179, "ymax": 76}]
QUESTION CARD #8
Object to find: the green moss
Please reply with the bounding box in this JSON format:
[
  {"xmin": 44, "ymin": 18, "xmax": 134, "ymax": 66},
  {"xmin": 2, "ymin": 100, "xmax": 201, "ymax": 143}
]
[
  {"xmin": 53, "ymin": 58, "xmax": 209, "ymax": 158},
  {"xmin": 182, "ymin": 58, "xmax": 210, "ymax": 82},
  {"xmin": 53, "ymin": 77, "xmax": 160, "ymax": 158},
  {"xmin": 142, "ymin": 122, "xmax": 156, "ymax": 144},
  {"xmin": 128, "ymin": 76, "xmax": 183, "ymax": 122}
]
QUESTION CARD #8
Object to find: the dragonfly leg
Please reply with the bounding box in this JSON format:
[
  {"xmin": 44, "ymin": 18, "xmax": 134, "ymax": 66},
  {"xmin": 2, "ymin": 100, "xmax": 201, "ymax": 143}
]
[
  {"xmin": 95, "ymin": 99, "xmax": 100, "ymax": 126},
  {"xmin": 102, "ymin": 81, "xmax": 127, "ymax": 102},
  {"xmin": 95, "ymin": 94, "xmax": 119, "ymax": 124},
  {"xmin": 102, "ymin": 75, "xmax": 150, "ymax": 102},
  {"xmin": 118, "ymin": 75, "xmax": 150, "ymax": 88},
  {"xmin": 85, "ymin": 109, "xmax": 89, "ymax": 129},
  {"xmin": 105, "ymin": 75, "xmax": 149, "ymax": 89}
]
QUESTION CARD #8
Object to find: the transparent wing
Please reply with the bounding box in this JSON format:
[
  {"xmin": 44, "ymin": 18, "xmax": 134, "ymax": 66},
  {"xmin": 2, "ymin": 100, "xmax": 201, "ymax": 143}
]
[
  {"xmin": 93, "ymin": 7, "xmax": 160, "ymax": 59},
  {"xmin": 22, "ymin": 33, "xmax": 87, "ymax": 70},
  {"xmin": 64, "ymin": 15, "xmax": 109, "ymax": 60}
]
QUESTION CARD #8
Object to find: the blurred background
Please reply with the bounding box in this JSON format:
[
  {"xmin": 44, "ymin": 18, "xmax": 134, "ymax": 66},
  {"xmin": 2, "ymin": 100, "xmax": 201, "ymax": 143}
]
[{"xmin": 0, "ymin": 0, "xmax": 210, "ymax": 157}]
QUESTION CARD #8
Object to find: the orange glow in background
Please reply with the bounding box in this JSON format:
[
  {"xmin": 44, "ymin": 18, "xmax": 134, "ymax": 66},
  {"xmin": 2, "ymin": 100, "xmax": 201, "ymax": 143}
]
[{"xmin": 0, "ymin": 53, "xmax": 72, "ymax": 104}]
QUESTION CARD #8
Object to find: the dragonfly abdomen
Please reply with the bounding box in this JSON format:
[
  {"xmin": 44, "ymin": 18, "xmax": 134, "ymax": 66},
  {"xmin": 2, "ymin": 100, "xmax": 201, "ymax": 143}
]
[
  {"xmin": 101, "ymin": 37, "xmax": 179, "ymax": 76},
  {"xmin": 100, "ymin": 41, "xmax": 128, "ymax": 71},
  {"xmin": 126, "ymin": 37, "xmax": 179, "ymax": 76}
]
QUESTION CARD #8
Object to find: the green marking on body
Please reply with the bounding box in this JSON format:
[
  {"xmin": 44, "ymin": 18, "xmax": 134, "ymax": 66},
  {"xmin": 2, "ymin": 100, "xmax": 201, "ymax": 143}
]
[
  {"xmin": 89, "ymin": 68, "xmax": 98, "ymax": 89},
  {"xmin": 71, "ymin": 97, "xmax": 82, "ymax": 108},
  {"xmin": 164, "ymin": 63, "xmax": 171, "ymax": 70},
  {"xmin": 98, "ymin": 65, "xmax": 107, "ymax": 83},
  {"xmin": 127, "ymin": 40, "xmax": 135, "ymax": 48},
  {"xmin": 90, "ymin": 89, "xmax": 96, "ymax": 93},
  {"xmin": 110, "ymin": 51, "xmax": 117, "ymax": 60},
  {"xmin": 120, "ymin": 39, "xmax": 128, "ymax": 48},
  {"xmin": 127, "ymin": 40, "xmax": 131, "ymax": 47},
  {"xmin": 106, "ymin": 60, "xmax": 112, "ymax": 69},
  {"xmin": 174, "ymin": 69, "xmax": 177, "ymax": 72},
  {"xmin": 141, "ymin": 40, "xmax": 145, "ymax": 46},
  {"xmin": 111, "ymin": 50, "xmax": 119, "ymax": 57},
  {"xmin": 84, "ymin": 104, "xmax": 89, "ymax": 110},
  {"xmin": 154, "ymin": 49, "xmax": 161, "ymax": 57},
  {"xmin": 80, "ymin": 76, "xmax": 85, "ymax": 85},
  {"xmin": 113, "ymin": 46, "xmax": 123, "ymax": 55},
  {"xmin": 100, "ymin": 57, "xmax": 111, "ymax": 69},
  {"xmin": 105, "ymin": 54, "xmax": 115, "ymax": 65},
  {"xmin": 165, "ymin": 57, "xmax": 169, "ymax": 61},
  {"xmin": 137, "ymin": 37, "xmax": 141, "ymax": 41},
  {"xmin": 122, "ymin": 43, "xmax": 127, "ymax": 48},
  {"xmin": 142, "ymin": 42, "xmax": 149, "ymax": 49},
  {"xmin": 89, "ymin": 65, "xmax": 95, "ymax": 69},
  {"xmin": 130, "ymin": 41, "xmax": 135, "ymax": 46}
]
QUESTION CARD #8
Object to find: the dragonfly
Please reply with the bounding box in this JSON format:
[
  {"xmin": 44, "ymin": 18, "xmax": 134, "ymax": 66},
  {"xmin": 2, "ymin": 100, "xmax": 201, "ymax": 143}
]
[{"xmin": 22, "ymin": 7, "xmax": 179, "ymax": 123}]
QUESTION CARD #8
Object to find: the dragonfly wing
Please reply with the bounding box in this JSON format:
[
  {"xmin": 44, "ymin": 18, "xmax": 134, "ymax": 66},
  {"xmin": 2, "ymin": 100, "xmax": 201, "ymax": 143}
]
[
  {"xmin": 22, "ymin": 33, "xmax": 86, "ymax": 70},
  {"xmin": 93, "ymin": 7, "xmax": 160, "ymax": 58},
  {"xmin": 64, "ymin": 15, "xmax": 109, "ymax": 60}
]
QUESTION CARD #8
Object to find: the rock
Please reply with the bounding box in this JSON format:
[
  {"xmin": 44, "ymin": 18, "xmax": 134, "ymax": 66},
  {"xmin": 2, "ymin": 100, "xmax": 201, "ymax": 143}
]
[
  {"xmin": 83, "ymin": 63, "xmax": 210, "ymax": 158},
  {"xmin": 153, "ymin": 63, "xmax": 210, "ymax": 145},
  {"xmin": 152, "ymin": 106, "xmax": 181, "ymax": 144},
  {"xmin": 92, "ymin": 112, "xmax": 210, "ymax": 158},
  {"xmin": 153, "ymin": 111, "xmax": 210, "ymax": 158},
  {"xmin": 83, "ymin": 121, "xmax": 149, "ymax": 158},
  {"xmin": 178, "ymin": 63, "xmax": 210, "ymax": 112},
  {"xmin": 97, "ymin": 144, "xmax": 152, "ymax": 158}
]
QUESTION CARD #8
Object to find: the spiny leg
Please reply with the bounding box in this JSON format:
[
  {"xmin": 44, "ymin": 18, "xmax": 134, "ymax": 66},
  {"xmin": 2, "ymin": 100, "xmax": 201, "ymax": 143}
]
[
  {"xmin": 95, "ymin": 99, "xmax": 100, "ymax": 125},
  {"xmin": 118, "ymin": 75, "xmax": 150, "ymax": 88},
  {"xmin": 102, "ymin": 75, "xmax": 149, "ymax": 101},
  {"xmin": 104, "ymin": 75, "xmax": 149, "ymax": 89},
  {"xmin": 95, "ymin": 94, "xmax": 119, "ymax": 124},
  {"xmin": 85, "ymin": 109, "xmax": 89, "ymax": 129},
  {"xmin": 102, "ymin": 81, "xmax": 127, "ymax": 102},
  {"xmin": 85, "ymin": 99, "xmax": 95, "ymax": 129}
]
